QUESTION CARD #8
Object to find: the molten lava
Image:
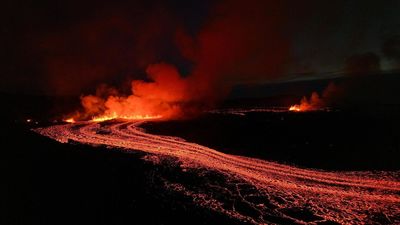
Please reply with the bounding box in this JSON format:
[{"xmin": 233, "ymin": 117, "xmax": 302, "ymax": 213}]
[
  {"xmin": 34, "ymin": 111, "xmax": 400, "ymax": 224},
  {"xmin": 64, "ymin": 118, "xmax": 76, "ymax": 123},
  {"xmin": 91, "ymin": 112, "xmax": 162, "ymax": 122},
  {"xmin": 289, "ymin": 105, "xmax": 302, "ymax": 112}
]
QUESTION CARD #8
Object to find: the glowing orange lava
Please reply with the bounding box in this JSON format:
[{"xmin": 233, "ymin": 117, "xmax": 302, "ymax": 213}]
[
  {"xmin": 91, "ymin": 112, "xmax": 162, "ymax": 122},
  {"xmin": 289, "ymin": 92, "xmax": 323, "ymax": 112},
  {"xmin": 35, "ymin": 111, "xmax": 400, "ymax": 224},
  {"xmin": 289, "ymin": 105, "xmax": 302, "ymax": 112},
  {"xmin": 64, "ymin": 118, "xmax": 76, "ymax": 123}
]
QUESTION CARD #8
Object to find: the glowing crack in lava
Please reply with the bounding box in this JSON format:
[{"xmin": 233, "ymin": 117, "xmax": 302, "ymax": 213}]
[{"xmin": 35, "ymin": 115, "xmax": 400, "ymax": 224}]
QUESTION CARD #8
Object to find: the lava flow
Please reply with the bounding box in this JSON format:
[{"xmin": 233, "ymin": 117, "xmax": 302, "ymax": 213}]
[
  {"xmin": 63, "ymin": 118, "xmax": 75, "ymax": 123},
  {"xmin": 91, "ymin": 112, "xmax": 162, "ymax": 122},
  {"xmin": 35, "ymin": 114, "xmax": 400, "ymax": 224}
]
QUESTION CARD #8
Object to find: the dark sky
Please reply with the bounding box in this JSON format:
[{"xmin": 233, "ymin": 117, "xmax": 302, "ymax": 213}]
[
  {"xmin": 290, "ymin": 0, "xmax": 400, "ymax": 75},
  {"xmin": 1, "ymin": 0, "xmax": 399, "ymax": 95}
]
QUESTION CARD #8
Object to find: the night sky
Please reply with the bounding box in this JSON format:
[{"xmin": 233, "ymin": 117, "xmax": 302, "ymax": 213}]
[{"xmin": 1, "ymin": 0, "xmax": 399, "ymax": 95}]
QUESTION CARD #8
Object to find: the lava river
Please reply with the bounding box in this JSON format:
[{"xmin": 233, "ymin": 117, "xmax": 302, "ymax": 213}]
[{"xmin": 35, "ymin": 120, "xmax": 400, "ymax": 224}]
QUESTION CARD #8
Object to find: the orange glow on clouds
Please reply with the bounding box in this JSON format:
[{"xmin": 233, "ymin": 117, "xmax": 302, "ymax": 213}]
[
  {"xmin": 79, "ymin": 63, "xmax": 190, "ymax": 122},
  {"xmin": 64, "ymin": 0, "xmax": 290, "ymax": 122}
]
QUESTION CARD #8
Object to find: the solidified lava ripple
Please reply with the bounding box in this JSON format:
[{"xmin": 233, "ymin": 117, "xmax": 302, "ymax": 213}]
[{"xmin": 35, "ymin": 120, "xmax": 400, "ymax": 224}]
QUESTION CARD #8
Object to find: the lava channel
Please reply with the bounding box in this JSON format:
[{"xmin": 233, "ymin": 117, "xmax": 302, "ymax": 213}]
[{"xmin": 35, "ymin": 119, "xmax": 400, "ymax": 224}]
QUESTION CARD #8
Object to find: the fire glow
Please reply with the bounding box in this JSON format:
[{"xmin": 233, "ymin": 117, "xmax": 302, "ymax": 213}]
[
  {"xmin": 289, "ymin": 83, "xmax": 339, "ymax": 112},
  {"xmin": 289, "ymin": 105, "xmax": 302, "ymax": 112},
  {"xmin": 61, "ymin": 0, "xmax": 290, "ymax": 123},
  {"xmin": 91, "ymin": 112, "xmax": 162, "ymax": 122},
  {"xmin": 289, "ymin": 92, "xmax": 323, "ymax": 112},
  {"xmin": 64, "ymin": 118, "xmax": 76, "ymax": 123}
]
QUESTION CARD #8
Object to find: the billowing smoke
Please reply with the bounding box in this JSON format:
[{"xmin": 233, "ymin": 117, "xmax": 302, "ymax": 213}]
[
  {"xmin": 77, "ymin": 0, "xmax": 289, "ymax": 120},
  {"xmin": 292, "ymin": 51, "xmax": 385, "ymax": 111},
  {"xmin": 290, "ymin": 82, "xmax": 340, "ymax": 111},
  {"xmin": 80, "ymin": 63, "xmax": 194, "ymax": 120}
]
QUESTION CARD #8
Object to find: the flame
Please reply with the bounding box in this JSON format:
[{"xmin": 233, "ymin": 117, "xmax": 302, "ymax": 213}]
[
  {"xmin": 289, "ymin": 105, "xmax": 302, "ymax": 112},
  {"xmin": 289, "ymin": 83, "xmax": 339, "ymax": 112},
  {"xmin": 91, "ymin": 112, "xmax": 162, "ymax": 122},
  {"xmin": 64, "ymin": 118, "xmax": 76, "ymax": 123},
  {"xmin": 289, "ymin": 92, "xmax": 322, "ymax": 112},
  {"xmin": 78, "ymin": 64, "xmax": 189, "ymax": 122}
]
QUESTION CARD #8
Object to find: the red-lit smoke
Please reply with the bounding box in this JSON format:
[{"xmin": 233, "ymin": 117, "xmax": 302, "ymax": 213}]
[
  {"xmin": 80, "ymin": 63, "xmax": 191, "ymax": 120},
  {"xmin": 289, "ymin": 82, "xmax": 339, "ymax": 112},
  {"xmin": 77, "ymin": 0, "xmax": 289, "ymax": 121}
]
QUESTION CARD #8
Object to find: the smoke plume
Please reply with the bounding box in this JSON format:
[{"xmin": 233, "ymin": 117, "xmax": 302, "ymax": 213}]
[
  {"xmin": 292, "ymin": 50, "xmax": 386, "ymax": 111},
  {"xmin": 77, "ymin": 0, "xmax": 289, "ymax": 120},
  {"xmin": 290, "ymin": 82, "xmax": 340, "ymax": 111}
]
